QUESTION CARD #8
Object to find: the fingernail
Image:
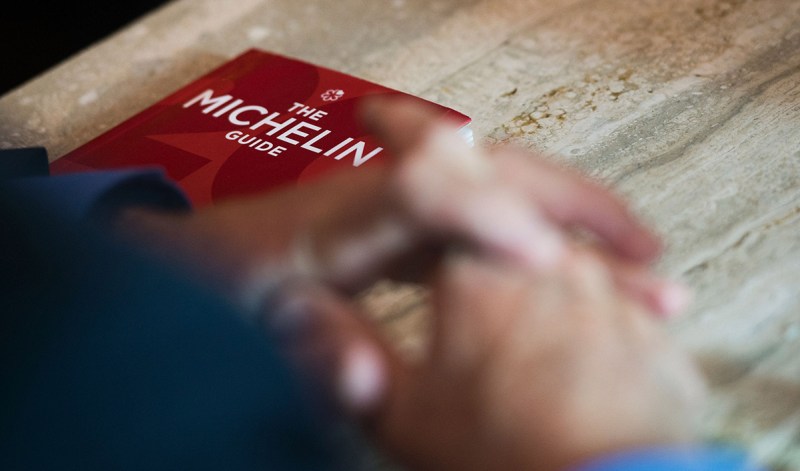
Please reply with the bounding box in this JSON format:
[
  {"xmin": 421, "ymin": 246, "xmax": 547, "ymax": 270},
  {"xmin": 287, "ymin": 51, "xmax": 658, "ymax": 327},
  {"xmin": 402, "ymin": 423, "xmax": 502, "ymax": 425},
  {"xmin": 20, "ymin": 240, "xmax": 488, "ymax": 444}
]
[
  {"xmin": 656, "ymin": 281, "xmax": 692, "ymax": 317},
  {"xmin": 426, "ymin": 129, "xmax": 490, "ymax": 180},
  {"xmin": 338, "ymin": 344, "xmax": 386, "ymax": 414}
]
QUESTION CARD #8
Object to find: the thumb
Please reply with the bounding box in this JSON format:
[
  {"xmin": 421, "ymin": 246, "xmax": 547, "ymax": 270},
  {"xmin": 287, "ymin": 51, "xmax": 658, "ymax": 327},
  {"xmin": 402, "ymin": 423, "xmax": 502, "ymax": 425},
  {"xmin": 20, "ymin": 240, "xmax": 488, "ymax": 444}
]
[
  {"xmin": 265, "ymin": 283, "xmax": 406, "ymax": 417},
  {"xmin": 359, "ymin": 95, "xmax": 464, "ymax": 158}
]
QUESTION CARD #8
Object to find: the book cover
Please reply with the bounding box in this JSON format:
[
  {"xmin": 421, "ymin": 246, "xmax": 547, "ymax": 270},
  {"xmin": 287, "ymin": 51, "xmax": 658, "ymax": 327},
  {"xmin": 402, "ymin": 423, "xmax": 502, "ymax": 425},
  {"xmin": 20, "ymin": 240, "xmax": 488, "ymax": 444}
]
[{"xmin": 50, "ymin": 48, "xmax": 472, "ymax": 207}]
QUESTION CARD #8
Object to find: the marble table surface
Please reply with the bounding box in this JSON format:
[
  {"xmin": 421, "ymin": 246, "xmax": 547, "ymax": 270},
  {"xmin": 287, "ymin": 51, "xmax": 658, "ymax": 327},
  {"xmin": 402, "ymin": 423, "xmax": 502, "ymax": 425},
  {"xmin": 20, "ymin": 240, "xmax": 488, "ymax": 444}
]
[{"xmin": 1, "ymin": 0, "xmax": 798, "ymax": 469}]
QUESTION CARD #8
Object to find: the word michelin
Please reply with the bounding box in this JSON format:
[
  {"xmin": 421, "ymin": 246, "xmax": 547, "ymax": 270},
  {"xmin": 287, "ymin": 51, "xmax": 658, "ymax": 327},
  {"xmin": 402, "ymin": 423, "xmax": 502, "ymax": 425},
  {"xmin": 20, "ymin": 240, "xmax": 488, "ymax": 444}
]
[{"xmin": 183, "ymin": 89, "xmax": 383, "ymax": 166}]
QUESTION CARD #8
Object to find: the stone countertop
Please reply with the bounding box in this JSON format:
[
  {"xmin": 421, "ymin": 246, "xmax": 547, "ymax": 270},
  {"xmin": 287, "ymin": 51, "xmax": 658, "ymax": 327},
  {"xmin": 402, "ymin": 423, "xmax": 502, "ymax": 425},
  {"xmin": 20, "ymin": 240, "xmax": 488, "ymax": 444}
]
[{"xmin": 1, "ymin": 0, "xmax": 798, "ymax": 469}]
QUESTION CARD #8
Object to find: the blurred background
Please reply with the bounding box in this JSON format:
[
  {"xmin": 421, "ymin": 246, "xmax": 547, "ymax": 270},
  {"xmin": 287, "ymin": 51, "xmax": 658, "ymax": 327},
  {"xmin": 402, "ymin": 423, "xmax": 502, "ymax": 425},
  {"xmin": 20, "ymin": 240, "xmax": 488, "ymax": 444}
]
[{"xmin": 1, "ymin": 1, "xmax": 169, "ymax": 94}]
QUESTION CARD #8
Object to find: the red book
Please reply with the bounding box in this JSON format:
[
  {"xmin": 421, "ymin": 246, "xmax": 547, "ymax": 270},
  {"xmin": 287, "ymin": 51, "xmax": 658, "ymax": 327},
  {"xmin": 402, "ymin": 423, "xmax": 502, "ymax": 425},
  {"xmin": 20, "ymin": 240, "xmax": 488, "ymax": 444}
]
[{"xmin": 50, "ymin": 49, "xmax": 472, "ymax": 207}]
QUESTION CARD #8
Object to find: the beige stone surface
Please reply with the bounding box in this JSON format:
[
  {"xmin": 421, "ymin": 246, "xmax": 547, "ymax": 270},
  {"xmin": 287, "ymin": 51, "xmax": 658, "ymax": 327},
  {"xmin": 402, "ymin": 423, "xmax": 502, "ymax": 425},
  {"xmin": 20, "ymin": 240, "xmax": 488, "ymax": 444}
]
[{"xmin": 1, "ymin": 0, "xmax": 798, "ymax": 469}]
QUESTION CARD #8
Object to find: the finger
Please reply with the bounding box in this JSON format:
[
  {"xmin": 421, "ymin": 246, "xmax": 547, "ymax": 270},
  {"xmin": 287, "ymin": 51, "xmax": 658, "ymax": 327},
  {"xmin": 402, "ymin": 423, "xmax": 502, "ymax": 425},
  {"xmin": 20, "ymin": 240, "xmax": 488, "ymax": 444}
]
[
  {"xmin": 398, "ymin": 175, "xmax": 566, "ymax": 269},
  {"xmin": 613, "ymin": 265, "xmax": 691, "ymax": 318},
  {"xmin": 492, "ymin": 148, "xmax": 663, "ymax": 263},
  {"xmin": 363, "ymin": 97, "xmax": 565, "ymax": 269},
  {"xmin": 361, "ymin": 96, "xmax": 496, "ymax": 197},
  {"xmin": 359, "ymin": 95, "xmax": 471, "ymax": 159},
  {"xmin": 265, "ymin": 282, "xmax": 407, "ymax": 417},
  {"xmin": 589, "ymin": 247, "xmax": 692, "ymax": 317}
]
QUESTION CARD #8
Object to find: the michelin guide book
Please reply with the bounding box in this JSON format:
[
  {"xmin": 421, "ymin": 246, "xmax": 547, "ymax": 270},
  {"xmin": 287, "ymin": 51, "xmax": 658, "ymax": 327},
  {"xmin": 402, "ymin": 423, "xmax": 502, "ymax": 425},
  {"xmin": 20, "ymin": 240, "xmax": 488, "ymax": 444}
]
[{"xmin": 50, "ymin": 49, "xmax": 472, "ymax": 207}]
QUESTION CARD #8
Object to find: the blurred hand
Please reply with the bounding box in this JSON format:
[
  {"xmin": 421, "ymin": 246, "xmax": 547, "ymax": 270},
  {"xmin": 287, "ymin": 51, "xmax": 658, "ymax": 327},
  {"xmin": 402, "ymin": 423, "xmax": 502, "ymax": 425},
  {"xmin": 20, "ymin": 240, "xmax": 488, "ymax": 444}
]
[
  {"xmin": 121, "ymin": 97, "xmax": 684, "ymax": 317},
  {"xmin": 116, "ymin": 97, "xmax": 703, "ymax": 469},
  {"xmin": 285, "ymin": 251, "xmax": 706, "ymax": 471}
]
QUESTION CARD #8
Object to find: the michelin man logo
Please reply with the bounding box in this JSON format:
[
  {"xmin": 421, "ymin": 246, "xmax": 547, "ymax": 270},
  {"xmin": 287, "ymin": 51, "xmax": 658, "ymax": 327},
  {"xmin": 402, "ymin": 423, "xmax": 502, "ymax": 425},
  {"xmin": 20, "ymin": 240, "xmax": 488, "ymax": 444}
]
[{"xmin": 321, "ymin": 89, "xmax": 345, "ymax": 101}]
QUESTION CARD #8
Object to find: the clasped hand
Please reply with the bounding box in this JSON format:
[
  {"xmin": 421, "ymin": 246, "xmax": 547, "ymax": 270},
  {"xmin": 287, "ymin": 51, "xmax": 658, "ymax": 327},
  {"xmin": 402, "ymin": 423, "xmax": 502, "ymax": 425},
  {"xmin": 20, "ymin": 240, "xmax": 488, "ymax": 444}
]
[{"xmin": 122, "ymin": 97, "xmax": 706, "ymax": 471}]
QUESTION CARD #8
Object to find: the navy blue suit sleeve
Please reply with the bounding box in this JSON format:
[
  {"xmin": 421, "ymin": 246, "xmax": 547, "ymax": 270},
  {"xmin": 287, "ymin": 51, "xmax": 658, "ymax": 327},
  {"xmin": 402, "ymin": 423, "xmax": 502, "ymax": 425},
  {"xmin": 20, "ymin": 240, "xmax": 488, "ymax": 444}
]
[
  {"xmin": 0, "ymin": 146, "xmax": 50, "ymax": 177},
  {"xmin": 0, "ymin": 147, "xmax": 190, "ymax": 223},
  {"xmin": 0, "ymin": 159, "xmax": 341, "ymax": 470},
  {"xmin": 8, "ymin": 167, "xmax": 192, "ymax": 221}
]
